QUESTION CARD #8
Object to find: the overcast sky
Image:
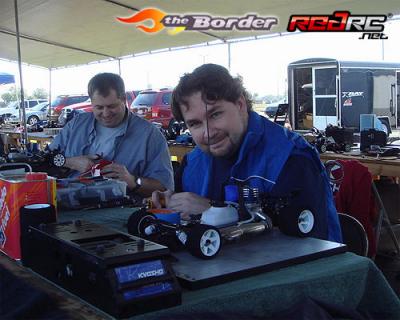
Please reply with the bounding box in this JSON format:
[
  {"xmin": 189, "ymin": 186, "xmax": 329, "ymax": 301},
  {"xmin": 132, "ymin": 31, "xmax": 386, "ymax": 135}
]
[{"xmin": 1, "ymin": 19, "xmax": 399, "ymax": 100}]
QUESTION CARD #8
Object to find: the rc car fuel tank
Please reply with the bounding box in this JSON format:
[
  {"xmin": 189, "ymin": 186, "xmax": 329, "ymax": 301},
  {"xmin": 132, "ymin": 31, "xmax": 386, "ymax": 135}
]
[{"xmin": 201, "ymin": 205, "xmax": 239, "ymax": 227}]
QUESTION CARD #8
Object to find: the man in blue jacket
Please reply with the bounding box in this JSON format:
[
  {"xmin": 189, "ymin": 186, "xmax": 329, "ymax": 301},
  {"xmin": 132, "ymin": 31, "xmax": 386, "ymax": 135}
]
[{"xmin": 152, "ymin": 64, "xmax": 341, "ymax": 242}]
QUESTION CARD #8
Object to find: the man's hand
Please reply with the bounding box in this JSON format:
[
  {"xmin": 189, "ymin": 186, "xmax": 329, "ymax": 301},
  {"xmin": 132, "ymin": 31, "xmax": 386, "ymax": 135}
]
[
  {"xmin": 101, "ymin": 163, "xmax": 135, "ymax": 188},
  {"xmin": 152, "ymin": 191, "xmax": 210, "ymax": 220},
  {"xmin": 151, "ymin": 190, "xmax": 174, "ymax": 208},
  {"xmin": 101, "ymin": 163, "xmax": 166, "ymax": 197},
  {"xmin": 65, "ymin": 154, "xmax": 99, "ymax": 173}
]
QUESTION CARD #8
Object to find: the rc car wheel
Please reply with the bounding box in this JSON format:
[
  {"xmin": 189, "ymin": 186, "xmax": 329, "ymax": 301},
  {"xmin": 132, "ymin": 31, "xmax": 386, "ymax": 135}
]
[
  {"xmin": 278, "ymin": 207, "xmax": 315, "ymax": 237},
  {"xmin": 51, "ymin": 152, "xmax": 66, "ymax": 167},
  {"xmin": 127, "ymin": 209, "xmax": 157, "ymax": 237},
  {"xmin": 318, "ymin": 144, "xmax": 327, "ymax": 153},
  {"xmin": 297, "ymin": 210, "xmax": 314, "ymax": 234},
  {"xmin": 167, "ymin": 119, "xmax": 186, "ymax": 140},
  {"xmin": 186, "ymin": 224, "xmax": 221, "ymax": 259},
  {"xmin": 344, "ymin": 144, "xmax": 351, "ymax": 153}
]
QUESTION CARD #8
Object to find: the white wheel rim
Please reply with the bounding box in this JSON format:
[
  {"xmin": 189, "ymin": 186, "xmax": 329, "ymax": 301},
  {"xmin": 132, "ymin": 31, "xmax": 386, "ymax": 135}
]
[
  {"xmin": 53, "ymin": 154, "xmax": 65, "ymax": 166},
  {"xmin": 199, "ymin": 229, "xmax": 220, "ymax": 256},
  {"xmin": 320, "ymin": 145, "xmax": 326, "ymax": 153},
  {"xmin": 298, "ymin": 210, "xmax": 314, "ymax": 234},
  {"xmin": 138, "ymin": 215, "xmax": 156, "ymax": 235}
]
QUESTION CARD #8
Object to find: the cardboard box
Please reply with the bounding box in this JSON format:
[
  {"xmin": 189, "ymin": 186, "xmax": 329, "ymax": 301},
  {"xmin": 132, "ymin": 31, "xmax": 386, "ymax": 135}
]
[
  {"xmin": 0, "ymin": 172, "xmax": 56, "ymax": 260},
  {"xmin": 303, "ymin": 113, "xmax": 313, "ymax": 129}
]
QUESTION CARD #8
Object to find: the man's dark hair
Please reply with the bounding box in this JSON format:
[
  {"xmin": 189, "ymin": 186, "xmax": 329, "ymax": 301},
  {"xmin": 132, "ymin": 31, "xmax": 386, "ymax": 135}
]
[
  {"xmin": 172, "ymin": 64, "xmax": 253, "ymax": 121},
  {"xmin": 88, "ymin": 73, "xmax": 126, "ymax": 100}
]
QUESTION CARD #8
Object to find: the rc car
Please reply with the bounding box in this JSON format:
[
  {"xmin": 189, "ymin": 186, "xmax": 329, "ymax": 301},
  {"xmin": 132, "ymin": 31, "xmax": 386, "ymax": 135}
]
[
  {"xmin": 127, "ymin": 183, "xmax": 316, "ymax": 259},
  {"xmin": 306, "ymin": 126, "xmax": 353, "ymax": 154}
]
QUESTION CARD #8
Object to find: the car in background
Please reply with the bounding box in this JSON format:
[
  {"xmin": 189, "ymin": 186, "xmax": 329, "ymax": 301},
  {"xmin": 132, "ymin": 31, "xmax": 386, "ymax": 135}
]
[
  {"xmin": 0, "ymin": 99, "xmax": 48, "ymax": 122},
  {"xmin": 264, "ymin": 105, "xmax": 279, "ymax": 118},
  {"xmin": 62, "ymin": 98, "xmax": 92, "ymax": 112},
  {"xmin": 264, "ymin": 99, "xmax": 287, "ymax": 118},
  {"xmin": 57, "ymin": 91, "xmax": 139, "ymax": 126},
  {"xmin": 3, "ymin": 99, "xmax": 48, "ymax": 109},
  {"xmin": 6, "ymin": 101, "xmax": 49, "ymax": 125},
  {"xmin": 50, "ymin": 94, "xmax": 90, "ymax": 116},
  {"xmin": 130, "ymin": 88, "xmax": 173, "ymax": 128},
  {"xmin": 126, "ymin": 90, "xmax": 140, "ymax": 109},
  {"xmin": 57, "ymin": 98, "xmax": 92, "ymax": 126},
  {"xmin": 1, "ymin": 99, "xmax": 47, "ymax": 113}
]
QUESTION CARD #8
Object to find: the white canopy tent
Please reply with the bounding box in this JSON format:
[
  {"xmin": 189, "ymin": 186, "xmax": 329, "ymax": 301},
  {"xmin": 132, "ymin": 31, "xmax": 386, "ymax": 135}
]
[{"xmin": 1, "ymin": 0, "xmax": 400, "ymax": 69}]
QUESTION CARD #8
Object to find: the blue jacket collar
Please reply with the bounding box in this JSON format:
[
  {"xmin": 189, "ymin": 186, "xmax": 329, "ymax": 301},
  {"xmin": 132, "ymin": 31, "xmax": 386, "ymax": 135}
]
[
  {"xmin": 231, "ymin": 112, "xmax": 296, "ymax": 185},
  {"xmin": 235, "ymin": 111, "xmax": 264, "ymax": 165}
]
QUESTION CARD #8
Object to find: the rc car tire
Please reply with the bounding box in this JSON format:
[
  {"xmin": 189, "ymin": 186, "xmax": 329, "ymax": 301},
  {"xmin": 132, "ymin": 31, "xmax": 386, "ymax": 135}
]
[
  {"xmin": 278, "ymin": 207, "xmax": 315, "ymax": 237},
  {"xmin": 318, "ymin": 144, "xmax": 327, "ymax": 153},
  {"xmin": 127, "ymin": 209, "xmax": 157, "ymax": 237},
  {"xmin": 51, "ymin": 152, "xmax": 66, "ymax": 167},
  {"xmin": 344, "ymin": 144, "xmax": 352, "ymax": 153},
  {"xmin": 186, "ymin": 224, "xmax": 221, "ymax": 259},
  {"xmin": 167, "ymin": 119, "xmax": 179, "ymax": 140},
  {"xmin": 167, "ymin": 119, "xmax": 187, "ymax": 140}
]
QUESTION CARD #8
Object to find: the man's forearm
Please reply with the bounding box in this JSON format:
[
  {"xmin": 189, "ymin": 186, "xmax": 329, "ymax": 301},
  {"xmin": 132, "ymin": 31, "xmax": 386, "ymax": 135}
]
[
  {"xmin": 127, "ymin": 175, "xmax": 166, "ymax": 197},
  {"xmin": 64, "ymin": 157, "xmax": 80, "ymax": 171},
  {"xmin": 64, "ymin": 156, "xmax": 95, "ymax": 173}
]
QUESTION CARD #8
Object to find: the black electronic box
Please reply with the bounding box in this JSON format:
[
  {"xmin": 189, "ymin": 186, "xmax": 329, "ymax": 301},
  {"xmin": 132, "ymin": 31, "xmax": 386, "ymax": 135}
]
[
  {"xmin": 21, "ymin": 220, "xmax": 181, "ymax": 318},
  {"xmin": 360, "ymin": 129, "xmax": 387, "ymax": 151}
]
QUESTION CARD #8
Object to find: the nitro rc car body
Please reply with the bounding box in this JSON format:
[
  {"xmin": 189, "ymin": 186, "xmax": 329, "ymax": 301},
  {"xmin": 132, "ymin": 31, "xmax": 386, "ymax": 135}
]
[{"xmin": 128, "ymin": 183, "xmax": 315, "ymax": 259}]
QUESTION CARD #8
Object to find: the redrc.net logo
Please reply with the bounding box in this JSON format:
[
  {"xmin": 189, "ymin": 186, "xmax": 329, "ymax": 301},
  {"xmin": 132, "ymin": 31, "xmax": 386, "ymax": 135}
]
[{"xmin": 287, "ymin": 11, "xmax": 389, "ymax": 40}]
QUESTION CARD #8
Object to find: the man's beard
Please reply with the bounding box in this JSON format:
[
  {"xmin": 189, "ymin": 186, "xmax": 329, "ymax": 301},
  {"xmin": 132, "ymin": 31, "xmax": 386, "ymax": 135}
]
[{"xmin": 203, "ymin": 135, "xmax": 242, "ymax": 159}]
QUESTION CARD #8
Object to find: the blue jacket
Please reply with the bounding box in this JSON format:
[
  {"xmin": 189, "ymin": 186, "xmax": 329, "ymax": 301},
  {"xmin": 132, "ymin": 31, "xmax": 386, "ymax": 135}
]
[{"xmin": 182, "ymin": 112, "xmax": 342, "ymax": 242}]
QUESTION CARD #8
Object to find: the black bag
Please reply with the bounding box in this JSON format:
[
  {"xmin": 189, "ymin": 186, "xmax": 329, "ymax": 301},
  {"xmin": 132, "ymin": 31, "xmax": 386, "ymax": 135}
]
[{"xmin": 360, "ymin": 129, "xmax": 387, "ymax": 151}]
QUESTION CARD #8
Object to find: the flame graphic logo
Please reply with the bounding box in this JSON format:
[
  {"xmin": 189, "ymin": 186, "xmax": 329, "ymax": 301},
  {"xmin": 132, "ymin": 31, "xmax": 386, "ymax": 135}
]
[
  {"xmin": 118, "ymin": 9, "xmax": 278, "ymax": 35},
  {"xmin": 117, "ymin": 8, "xmax": 167, "ymax": 33}
]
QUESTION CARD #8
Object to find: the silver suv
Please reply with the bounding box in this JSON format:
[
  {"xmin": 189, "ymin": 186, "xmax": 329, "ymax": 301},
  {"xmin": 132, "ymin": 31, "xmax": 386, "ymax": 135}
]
[
  {"xmin": 5, "ymin": 99, "xmax": 48, "ymax": 109},
  {"xmin": 0, "ymin": 99, "xmax": 48, "ymax": 119}
]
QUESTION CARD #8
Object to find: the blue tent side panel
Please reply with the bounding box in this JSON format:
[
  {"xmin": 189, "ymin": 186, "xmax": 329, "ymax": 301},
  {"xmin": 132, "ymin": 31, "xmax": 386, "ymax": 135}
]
[{"xmin": 0, "ymin": 72, "xmax": 15, "ymax": 85}]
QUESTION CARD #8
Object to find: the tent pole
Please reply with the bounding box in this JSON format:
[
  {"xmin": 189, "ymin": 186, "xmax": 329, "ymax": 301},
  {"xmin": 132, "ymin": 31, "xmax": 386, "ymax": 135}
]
[
  {"xmin": 48, "ymin": 68, "xmax": 52, "ymax": 123},
  {"xmin": 14, "ymin": 0, "xmax": 28, "ymax": 147}
]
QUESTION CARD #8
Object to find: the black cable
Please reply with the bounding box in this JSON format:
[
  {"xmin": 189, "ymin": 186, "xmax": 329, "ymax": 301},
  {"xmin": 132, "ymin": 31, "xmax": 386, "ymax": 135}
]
[{"xmin": 205, "ymin": 101, "xmax": 211, "ymax": 153}]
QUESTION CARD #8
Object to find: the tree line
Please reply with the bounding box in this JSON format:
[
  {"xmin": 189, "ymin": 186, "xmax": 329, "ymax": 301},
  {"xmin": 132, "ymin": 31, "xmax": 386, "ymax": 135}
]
[{"xmin": 0, "ymin": 87, "xmax": 48, "ymax": 106}]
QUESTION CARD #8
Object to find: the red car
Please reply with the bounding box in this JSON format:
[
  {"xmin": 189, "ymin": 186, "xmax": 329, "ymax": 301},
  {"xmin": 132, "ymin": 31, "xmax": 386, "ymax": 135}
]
[
  {"xmin": 51, "ymin": 94, "xmax": 90, "ymax": 116},
  {"xmin": 130, "ymin": 89, "xmax": 173, "ymax": 128}
]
